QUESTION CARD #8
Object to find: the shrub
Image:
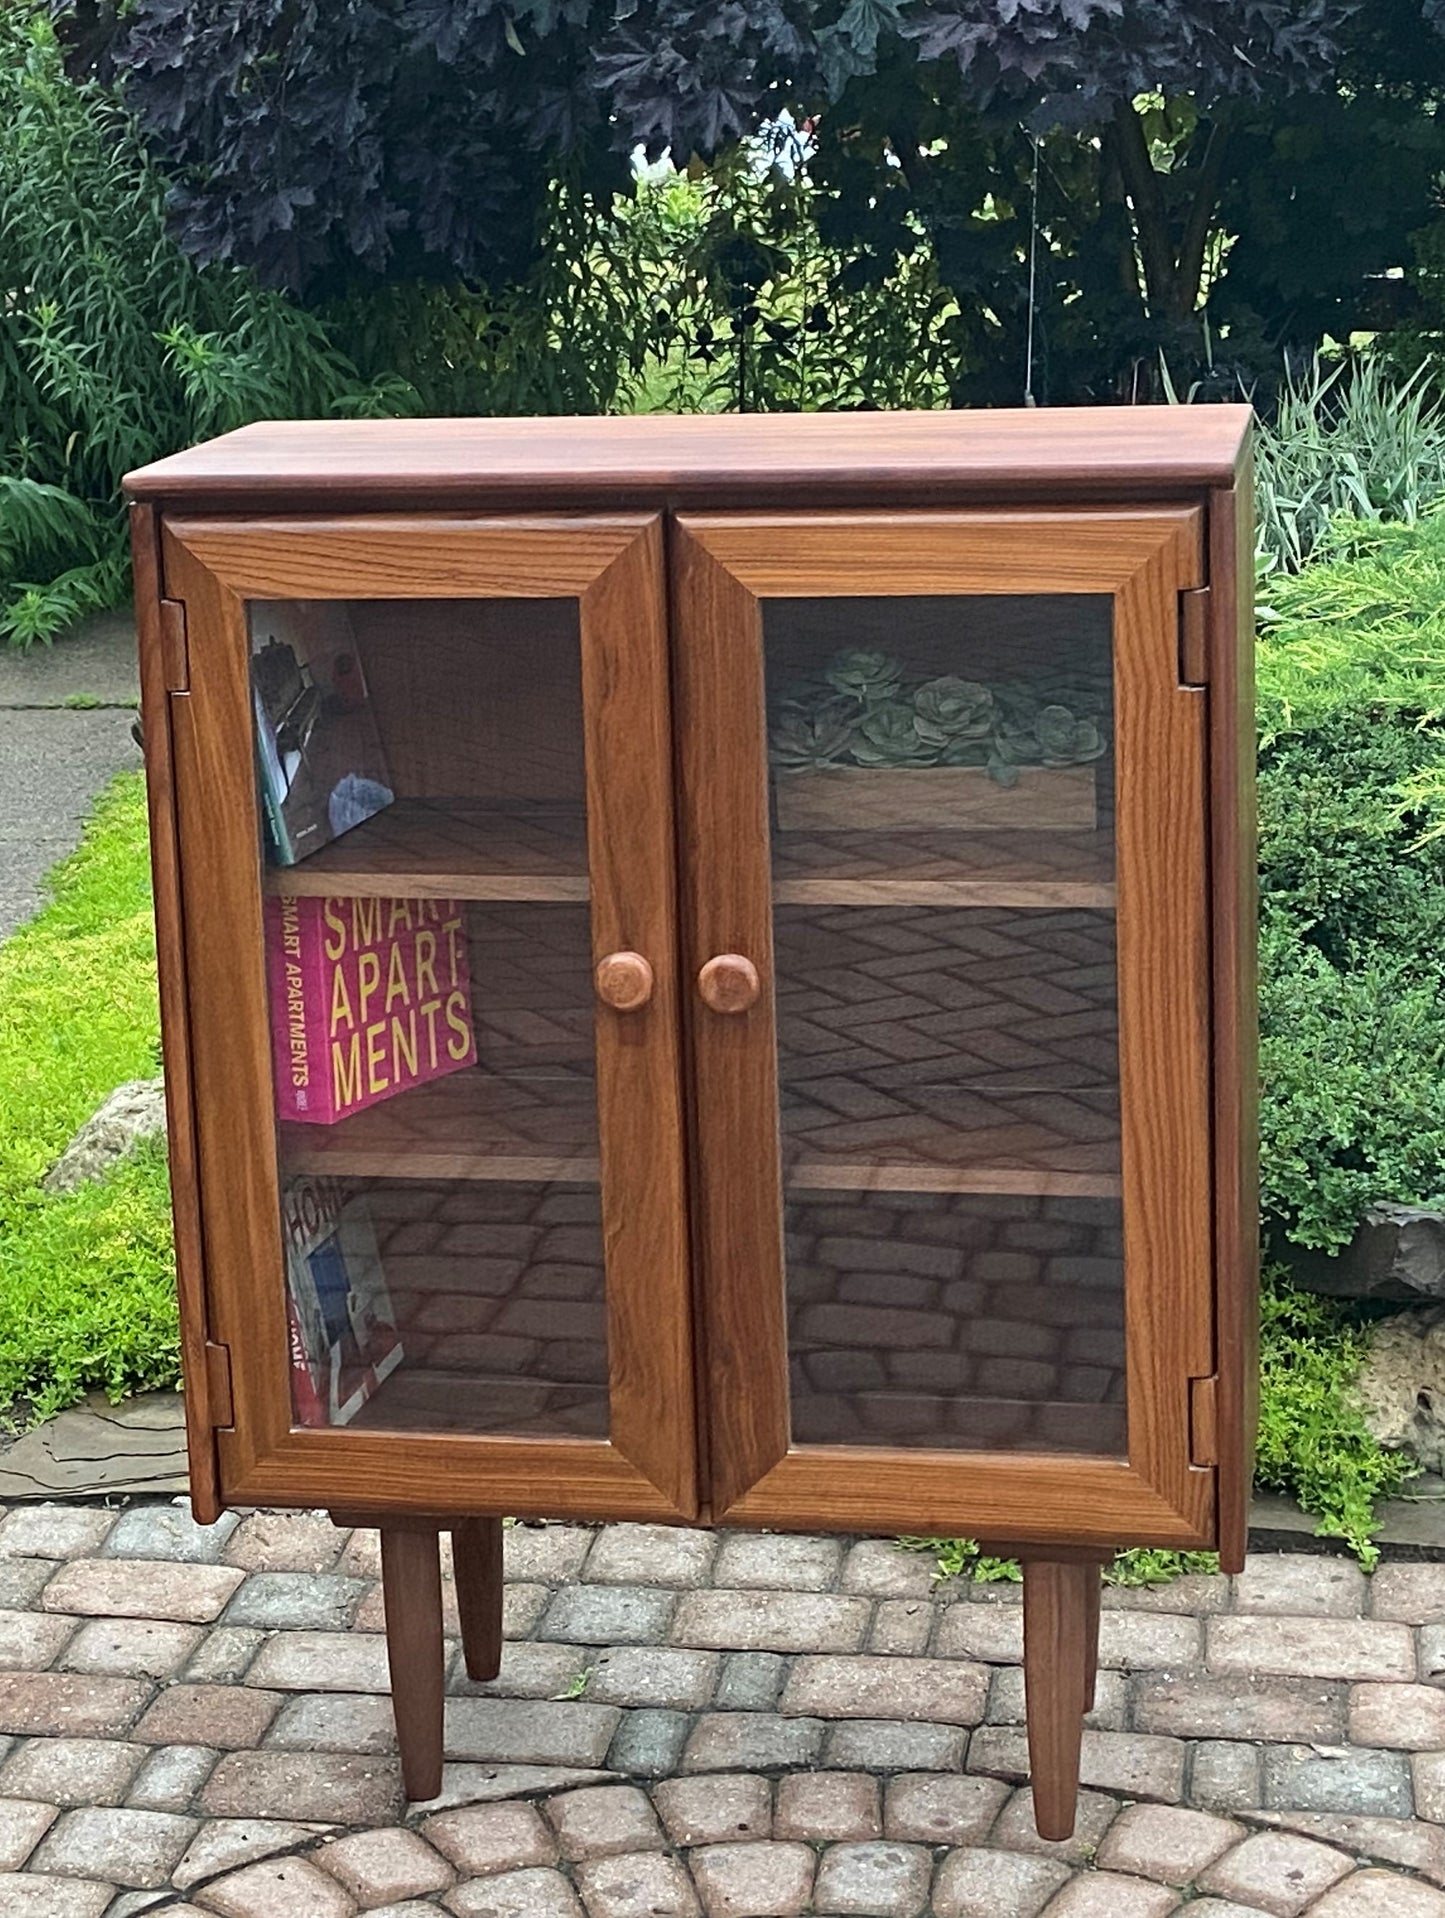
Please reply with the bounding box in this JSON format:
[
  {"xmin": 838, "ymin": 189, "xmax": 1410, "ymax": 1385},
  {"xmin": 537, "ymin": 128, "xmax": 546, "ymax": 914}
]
[
  {"xmin": 0, "ymin": 14, "xmax": 408, "ymax": 649},
  {"xmin": 1254, "ymin": 1275, "xmax": 1413, "ymax": 1566},
  {"xmin": 1257, "ymin": 525, "xmax": 1445, "ymax": 1251}
]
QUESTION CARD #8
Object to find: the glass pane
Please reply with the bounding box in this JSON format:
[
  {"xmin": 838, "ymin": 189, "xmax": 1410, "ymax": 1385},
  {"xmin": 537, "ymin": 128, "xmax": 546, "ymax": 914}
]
[
  {"xmin": 251, "ymin": 597, "xmax": 605, "ymax": 1434},
  {"xmin": 766, "ymin": 594, "xmax": 1123, "ymax": 1455}
]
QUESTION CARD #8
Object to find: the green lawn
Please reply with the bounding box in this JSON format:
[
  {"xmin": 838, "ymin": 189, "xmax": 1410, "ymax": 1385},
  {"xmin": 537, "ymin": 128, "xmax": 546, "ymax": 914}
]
[{"xmin": 0, "ymin": 771, "xmax": 179, "ymax": 1418}]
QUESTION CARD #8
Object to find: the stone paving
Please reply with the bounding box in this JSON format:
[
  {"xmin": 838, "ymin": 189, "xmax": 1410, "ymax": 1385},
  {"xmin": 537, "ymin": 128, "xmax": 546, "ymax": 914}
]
[{"xmin": 1, "ymin": 1508, "xmax": 1445, "ymax": 1911}]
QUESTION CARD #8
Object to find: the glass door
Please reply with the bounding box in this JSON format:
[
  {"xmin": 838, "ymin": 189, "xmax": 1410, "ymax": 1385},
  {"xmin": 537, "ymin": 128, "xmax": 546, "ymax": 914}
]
[
  {"xmin": 162, "ymin": 514, "xmax": 697, "ymax": 1520},
  {"xmin": 674, "ymin": 510, "xmax": 1216, "ymax": 1549}
]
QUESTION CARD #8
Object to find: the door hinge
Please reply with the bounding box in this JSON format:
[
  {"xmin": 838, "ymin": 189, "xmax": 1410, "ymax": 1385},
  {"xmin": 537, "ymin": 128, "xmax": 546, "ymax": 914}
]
[
  {"xmin": 1179, "ymin": 586, "xmax": 1210, "ymax": 688},
  {"xmin": 160, "ymin": 598, "xmax": 190, "ymax": 694},
  {"xmin": 1189, "ymin": 1374, "xmax": 1219, "ymax": 1468},
  {"xmin": 204, "ymin": 1341, "xmax": 234, "ymax": 1429}
]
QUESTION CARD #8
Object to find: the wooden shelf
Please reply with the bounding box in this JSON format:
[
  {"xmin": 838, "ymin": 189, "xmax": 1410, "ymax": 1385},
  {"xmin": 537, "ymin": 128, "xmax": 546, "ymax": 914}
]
[
  {"xmin": 353, "ymin": 1366, "xmax": 608, "ymax": 1439},
  {"xmin": 772, "ymin": 826, "xmax": 1113, "ymax": 909},
  {"xmin": 261, "ymin": 799, "xmax": 1114, "ymax": 910},
  {"xmin": 784, "ymin": 1083, "xmax": 1120, "ymax": 1198},
  {"xmin": 790, "ymin": 1389, "xmax": 1127, "ymax": 1455},
  {"xmin": 262, "ymin": 801, "xmax": 588, "ymax": 901},
  {"xmin": 280, "ymin": 1065, "xmax": 600, "ymax": 1183},
  {"xmin": 280, "ymin": 1061, "xmax": 1118, "ymax": 1197}
]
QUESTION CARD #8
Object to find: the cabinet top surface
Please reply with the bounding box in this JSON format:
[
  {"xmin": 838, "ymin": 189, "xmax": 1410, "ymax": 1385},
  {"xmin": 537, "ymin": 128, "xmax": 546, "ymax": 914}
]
[{"xmin": 124, "ymin": 405, "xmax": 1251, "ymax": 509}]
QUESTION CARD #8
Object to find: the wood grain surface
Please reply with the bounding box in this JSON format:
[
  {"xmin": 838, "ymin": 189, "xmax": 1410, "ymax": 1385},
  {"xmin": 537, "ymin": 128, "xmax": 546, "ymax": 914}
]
[
  {"xmin": 723, "ymin": 1445, "xmax": 1210, "ymax": 1546},
  {"xmin": 676, "ymin": 507, "xmax": 1215, "ymax": 1547},
  {"xmin": 124, "ymin": 407, "xmax": 1252, "ymax": 512},
  {"xmin": 160, "ymin": 512, "xmax": 698, "ymax": 1523},
  {"xmin": 672, "ymin": 521, "xmax": 792, "ymax": 1519},
  {"xmin": 380, "ymin": 1526, "xmax": 445, "ymax": 1802},
  {"xmin": 1208, "ymin": 467, "xmax": 1261, "ymax": 1574},
  {"xmin": 130, "ymin": 504, "xmax": 222, "ymax": 1525},
  {"xmin": 774, "ymin": 763, "xmax": 1097, "ymax": 833},
  {"xmin": 1023, "ymin": 1557, "xmax": 1105, "ymax": 1840},
  {"xmin": 141, "ymin": 453, "xmax": 1250, "ymax": 1572}
]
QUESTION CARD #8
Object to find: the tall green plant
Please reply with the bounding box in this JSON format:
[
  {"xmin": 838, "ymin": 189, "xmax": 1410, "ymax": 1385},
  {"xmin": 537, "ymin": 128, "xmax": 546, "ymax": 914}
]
[
  {"xmin": 0, "ymin": 13, "xmax": 411, "ymax": 648},
  {"xmin": 1254, "ymin": 358, "xmax": 1445, "ymax": 574}
]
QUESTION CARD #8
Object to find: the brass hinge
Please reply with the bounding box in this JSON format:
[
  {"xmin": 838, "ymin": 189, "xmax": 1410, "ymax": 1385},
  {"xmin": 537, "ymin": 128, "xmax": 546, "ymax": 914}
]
[
  {"xmin": 1189, "ymin": 1374, "xmax": 1219, "ymax": 1468},
  {"xmin": 160, "ymin": 598, "xmax": 190, "ymax": 694},
  {"xmin": 1179, "ymin": 586, "xmax": 1210, "ymax": 688},
  {"xmin": 204, "ymin": 1341, "xmax": 234, "ymax": 1429}
]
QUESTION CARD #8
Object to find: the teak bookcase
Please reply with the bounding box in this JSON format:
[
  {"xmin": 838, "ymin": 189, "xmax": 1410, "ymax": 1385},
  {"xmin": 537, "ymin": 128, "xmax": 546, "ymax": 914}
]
[{"xmin": 125, "ymin": 409, "xmax": 1257, "ymax": 1837}]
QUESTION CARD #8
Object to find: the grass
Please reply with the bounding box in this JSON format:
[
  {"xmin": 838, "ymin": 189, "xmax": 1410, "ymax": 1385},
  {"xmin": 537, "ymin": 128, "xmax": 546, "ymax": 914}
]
[{"xmin": 0, "ymin": 770, "xmax": 179, "ymax": 1418}]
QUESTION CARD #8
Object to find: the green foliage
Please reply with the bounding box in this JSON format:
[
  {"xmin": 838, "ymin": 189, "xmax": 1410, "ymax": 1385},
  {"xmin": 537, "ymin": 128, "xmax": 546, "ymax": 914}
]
[
  {"xmin": 1254, "ymin": 1274, "xmax": 1414, "ymax": 1567},
  {"xmin": 1255, "ymin": 361, "xmax": 1445, "ymax": 576},
  {"xmin": 899, "ymin": 1537, "xmax": 1219, "ymax": 1585},
  {"xmin": 619, "ymin": 156, "xmax": 957, "ymax": 415},
  {"xmin": 1253, "ymin": 515, "xmax": 1445, "ymax": 1254},
  {"xmin": 0, "ymin": 773, "xmax": 179, "ymax": 1418},
  {"xmin": 1257, "ymin": 514, "xmax": 1445, "ymax": 739},
  {"xmin": 0, "ymin": 13, "xmax": 411, "ymax": 648},
  {"xmin": 1104, "ymin": 1549, "xmax": 1220, "ymax": 1586}
]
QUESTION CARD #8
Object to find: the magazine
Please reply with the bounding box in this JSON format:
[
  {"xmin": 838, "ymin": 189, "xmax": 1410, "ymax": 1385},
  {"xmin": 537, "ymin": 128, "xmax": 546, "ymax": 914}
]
[
  {"xmin": 281, "ymin": 1174, "xmax": 403, "ymax": 1426},
  {"xmin": 250, "ymin": 601, "xmax": 394, "ymax": 866},
  {"xmin": 267, "ymin": 893, "xmax": 477, "ymax": 1124}
]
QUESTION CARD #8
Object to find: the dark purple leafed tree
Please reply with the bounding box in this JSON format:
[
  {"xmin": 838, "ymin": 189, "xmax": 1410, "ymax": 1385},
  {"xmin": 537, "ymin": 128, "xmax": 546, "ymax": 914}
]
[{"xmin": 62, "ymin": 0, "xmax": 1445, "ymax": 397}]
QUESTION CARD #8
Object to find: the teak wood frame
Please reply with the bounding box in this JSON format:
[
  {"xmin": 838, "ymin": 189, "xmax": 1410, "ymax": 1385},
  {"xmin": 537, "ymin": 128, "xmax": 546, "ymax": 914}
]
[
  {"xmin": 128, "ymin": 413, "xmax": 1256, "ymax": 1838},
  {"xmin": 157, "ymin": 513, "xmax": 699, "ymax": 1524}
]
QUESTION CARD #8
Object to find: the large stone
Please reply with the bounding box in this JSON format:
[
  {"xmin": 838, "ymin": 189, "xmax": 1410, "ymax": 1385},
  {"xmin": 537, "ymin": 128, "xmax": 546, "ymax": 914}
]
[
  {"xmin": 1356, "ymin": 1308, "xmax": 1445, "ymax": 1471},
  {"xmin": 1290, "ymin": 1205, "xmax": 1445, "ymax": 1305},
  {"xmin": 43, "ymin": 1079, "xmax": 166, "ymax": 1192}
]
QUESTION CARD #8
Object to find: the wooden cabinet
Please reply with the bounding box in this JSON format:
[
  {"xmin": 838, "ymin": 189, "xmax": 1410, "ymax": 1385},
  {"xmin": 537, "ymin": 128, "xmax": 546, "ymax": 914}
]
[{"xmin": 125, "ymin": 409, "xmax": 1257, "ymax": 1836}]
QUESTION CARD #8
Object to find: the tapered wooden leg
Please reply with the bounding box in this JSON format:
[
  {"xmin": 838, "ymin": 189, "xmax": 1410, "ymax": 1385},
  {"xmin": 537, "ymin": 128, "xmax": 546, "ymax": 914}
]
[
  {"xmin": 1081, "ymin": 1564, "xmax": 1102, "ymax": 1714},
  {"xmin": 1022, "ymin": 1557, "xmax": 1102, "ymax": 1842},
  {"xmin": 380, "ymin": 1525, "xmax": 445, "ymax": 1803},
  {"xmin": 452, "ymin": 1518, "xmax": 504, "ymax": 1682}
]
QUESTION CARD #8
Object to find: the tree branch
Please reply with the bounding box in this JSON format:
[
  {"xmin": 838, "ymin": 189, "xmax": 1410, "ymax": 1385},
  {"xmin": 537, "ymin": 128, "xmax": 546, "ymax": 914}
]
[
  {"xmin": 1110, "ymin": 97, "xmax": 1175, "ymax": 317},
  {"xmin": 1173, "ymin": 118, "xmax": 1230, "ymax": 320}
]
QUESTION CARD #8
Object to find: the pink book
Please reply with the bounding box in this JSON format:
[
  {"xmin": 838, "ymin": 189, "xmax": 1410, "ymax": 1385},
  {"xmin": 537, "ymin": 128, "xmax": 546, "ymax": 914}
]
[{"xmin": 266, "ymin": 894, "xmax": 477, "ymax": 1124}]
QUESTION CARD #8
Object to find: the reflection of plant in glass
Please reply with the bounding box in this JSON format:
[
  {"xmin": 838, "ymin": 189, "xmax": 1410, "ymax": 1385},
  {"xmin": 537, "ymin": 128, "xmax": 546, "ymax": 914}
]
[
  {"xmin": 1037, "ymin": 704, "xmax": 1107, "ymax": 766},
  {"xmin": 769, "ymin": 702, "xmax": 858, "ymax": 769},
  {"xmin": 824, "ymin": 650, "xmax": 905, "ymax": 706},
  {"xmin": 853, "ymin": 701, "xmax": 937, "ymax": 766},
  {"xmin": 772, "ymin": 649, "xmax": 1109, "ymax": 786},
  {"xmin": 912, "ymin": 676, "xmax": 995, "ymax": 746}
]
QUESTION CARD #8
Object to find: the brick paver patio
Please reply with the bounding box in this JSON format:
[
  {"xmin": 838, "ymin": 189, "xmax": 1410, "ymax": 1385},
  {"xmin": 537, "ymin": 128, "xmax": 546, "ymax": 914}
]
[{"xmin": 0, "ymin": 1507, "xmax": 1443, "ymax": 1913}]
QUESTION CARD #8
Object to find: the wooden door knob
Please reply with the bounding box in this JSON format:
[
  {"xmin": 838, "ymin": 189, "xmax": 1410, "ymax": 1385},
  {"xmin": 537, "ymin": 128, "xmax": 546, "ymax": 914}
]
[
  {"xmin": 595, "ymin": 951, "xmax": 654, "ymax": 1011},
  {"xmin": 698, "ymin": 954, "xmax": 761, "ymax": 1014}
]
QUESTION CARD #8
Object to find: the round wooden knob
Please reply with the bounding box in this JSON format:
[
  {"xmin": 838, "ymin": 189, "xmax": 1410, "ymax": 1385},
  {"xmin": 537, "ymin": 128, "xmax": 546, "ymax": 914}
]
[
  {"xmin": 595, "ymin": 951, "xmax": 654, "ymax": 1012},
  {"xmin": 698, "ymin": 954, "xmax": 761, "ymax": 1014}
]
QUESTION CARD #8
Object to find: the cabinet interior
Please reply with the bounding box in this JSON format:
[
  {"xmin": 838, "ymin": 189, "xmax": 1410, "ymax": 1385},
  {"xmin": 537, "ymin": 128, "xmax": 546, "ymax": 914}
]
[{"xmin": 260, "ymin": 588, "xmax": 1127, "ymax": 1456}]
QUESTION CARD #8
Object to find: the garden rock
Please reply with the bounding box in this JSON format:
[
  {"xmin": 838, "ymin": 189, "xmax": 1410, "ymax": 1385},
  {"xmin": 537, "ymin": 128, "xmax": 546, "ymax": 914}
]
[
  {"xmin": 43, "ymin": 1077, "xmax": 166, "ymax": 1192},
  {"xmin": 1288, "ymin": 1205, "xmax": 1445, "ymax": 1304},
  {"xmin": 1357, "ymin": 1308, "xmax": 1445, "ymax": 1471}
]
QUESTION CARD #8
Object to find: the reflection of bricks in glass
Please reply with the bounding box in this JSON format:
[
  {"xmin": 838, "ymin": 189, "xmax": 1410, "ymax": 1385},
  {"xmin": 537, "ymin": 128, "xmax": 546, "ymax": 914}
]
[
  {"xmin": 351, "ymin": 1180, "xmax": 610, "ymax": 1441},
  {"xmin": 785, "ymin": 1191, "xmax": 1124, "ymax": 1456},
  {"xmin": 775, "ymin": 907, "xmax": 1119, "ymax": 1183}
]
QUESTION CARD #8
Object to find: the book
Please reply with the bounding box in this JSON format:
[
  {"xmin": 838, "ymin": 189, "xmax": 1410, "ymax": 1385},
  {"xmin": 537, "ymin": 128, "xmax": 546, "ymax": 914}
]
[
  {"xmin": 281, "ymin": 1174, "xmax": 403, "ymax": 1426},
  {"xmin": 250, "ymin": 601, "xmax": 395, "ymax": 866},
  {"xmin": 267, "ymin": 893, "xmax": 478, "ymax": 1124}
]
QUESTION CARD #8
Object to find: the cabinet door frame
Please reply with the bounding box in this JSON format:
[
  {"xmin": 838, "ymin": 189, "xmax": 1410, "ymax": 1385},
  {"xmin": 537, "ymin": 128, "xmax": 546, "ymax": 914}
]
[
  {"xmin": 672, "ymin": 507, "xmax": 1216, "ymax": 1549},
  {"xmin": 161, "ymin": 513, "xmax": 699, "ymax": 1520}
]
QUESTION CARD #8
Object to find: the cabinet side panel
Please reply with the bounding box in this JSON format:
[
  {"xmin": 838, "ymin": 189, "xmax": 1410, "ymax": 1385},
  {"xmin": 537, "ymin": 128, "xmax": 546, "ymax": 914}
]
[
  {"xmin": 132, "ymin": 504, "xmax": 221, "ymax": 1523},
  {"xmin": 1208, "ymin": 471, "xmax": 1260, "ymax": 1573}
]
